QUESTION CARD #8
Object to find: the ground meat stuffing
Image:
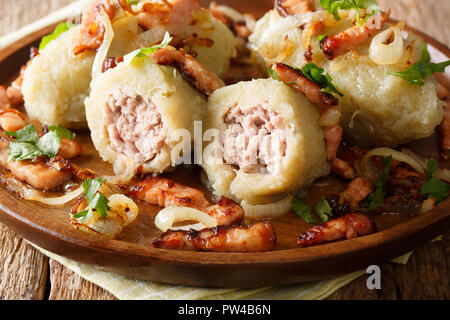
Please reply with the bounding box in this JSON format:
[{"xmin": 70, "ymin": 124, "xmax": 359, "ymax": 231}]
[
  {"xmin": 106, "ymin": 90, "xmax": 166, "ymax": 164},
  {"xmin": 224, "ymin": 104, "xmax": 287, "ymax": 174}
]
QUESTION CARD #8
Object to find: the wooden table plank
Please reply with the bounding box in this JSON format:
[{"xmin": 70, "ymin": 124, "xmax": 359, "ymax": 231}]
[
  {"xmin": 0, "ymin": 0, "xmax": 449, "ymax": 300},
  {"xmin": 0, "ymin": 224, "xmax": 48, "ymax": 300},
  {"xmin": 48, "ymin": 260, "xmax": 116, "ymax": 300}
]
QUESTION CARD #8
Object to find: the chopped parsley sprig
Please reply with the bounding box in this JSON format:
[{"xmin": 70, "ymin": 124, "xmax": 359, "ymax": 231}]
[
  {"xmin": 319, "ymin": 0, "xmax": 379, "ymax": 26},
  {"xmin": 123, "ymin": 32, "xmax": 173, "ymax": 65},
  {"xmin": 292, "ymin": 196, "xmax": 334, "ymax": 224},
  {"xmin": 363, "ymin": 155, "xmax": 392, "ymax": 210},
  {"xmin": 39, "ymin": 22, "xmax": 75, "ymax": 51},
  {"xmin": 387, "ymin": 43, "xmax": 450, "ymax": 86},
  {"xmin": 5, "ymin": 124, "xmax": 74, "ymax": 162},
  {"xmin": 73, "ymin": 178, "xmax": 110, "ymax": 221},
  {"xmin": 420, "ymin": 159, "xmax": 449, "ymax": 204},
  {"xmin": 269, "ymin": 63, "xmax": 343, "ymax": 98}
]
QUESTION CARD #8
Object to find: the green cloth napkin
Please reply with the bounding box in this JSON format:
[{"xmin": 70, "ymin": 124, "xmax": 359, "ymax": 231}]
[{"xmin": 5, "ymin": 0, "xmax": 414, "ymax": 300}]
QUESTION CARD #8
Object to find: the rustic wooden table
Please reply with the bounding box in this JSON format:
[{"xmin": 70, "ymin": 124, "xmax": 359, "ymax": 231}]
[{"xmin": 0, "ymin": 0, "xmax": 449, "ymax": 300}]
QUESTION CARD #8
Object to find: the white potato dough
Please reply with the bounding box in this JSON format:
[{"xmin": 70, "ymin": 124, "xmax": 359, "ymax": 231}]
[
  {"xmin": 202, "ymin": 79, "xmax": 330, "ymax": 204},
  {"xmin": 85, "ymin": 57, "xmax": 205, "ymax": 178}
]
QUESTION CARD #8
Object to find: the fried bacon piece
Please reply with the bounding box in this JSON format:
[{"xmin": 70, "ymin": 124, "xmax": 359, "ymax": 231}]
[
  {"xmin": 320, "ymin": 10, "xmax": 391, "ymax": 60},
  {"xmin": 275, "ymin": 0, "xmax": 312, "ymax": 17},
  {"xmin": 297, "ymin": 213, "xmax": 376, "ymax": 247},
  {"xmin": 6, "ymin": 65, "xmax": 26, "ymax": 106},
  {"xmin": 153, "ymin": 221, "xmax": 276, "ymax": 252},
  {"xmin": 209, "ymin": 2, "xmax": 254, "ymax": 39},
  {"xmin": 440, "ymin": 97, "xmax": 450, "ymax": 159},
  {"xmin": 135, "ymin": 0, "xmax": 201, "ymax": 30},
  {"xmin": 340, "ymin": 177, "xmax": 372, "ymax": 207},
  {"xmin": 151, "ymin": 47, "xmax": 225, "ymax": 95},
  {"xmin": 272, "ymin": 63, "xmax": 338, "ymax": 112},
  {"xmin": 58, "ymin": 138, "xmax": 82, "ymax": 159},
  {"xmin": 130, "ymin": 176, "xmax": 211, "ymax": 210},
  {"xmin": 205, "ymin": 197, "xmax": 245, "ymax": 226},
  {"xmin": 130, "ymin": 177, "xmax": 245, "ymax": 226},
  {"xmin": 0, "ymin": 109, "xmax": 26, "ymax": 132},
  {"xmin": 73, "ymin": 0, "xmax": 116, "ymax": 55},
  {"xmin": 0, "ymin": 86, "xmax": 10, "ymax": 110},
  {"xmin": 0, "ymin": 139, "xmax": 73, "ymax": 191},
  {"xmin": 273, "ymin": 63, "xmax": 355, "ymax": 179}
]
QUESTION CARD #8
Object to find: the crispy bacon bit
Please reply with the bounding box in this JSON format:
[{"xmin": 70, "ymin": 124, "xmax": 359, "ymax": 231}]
[
  {"xmin": 0, "ymin": 109, "xmax": 26, "ymax": 132},
  {"xmin": 102, "ymin": 56, "xmax": 124, "ymax": 73},
  {"xmin": 151, "ymin": 47, "xmax": 225, "ymax": 95},
  {"xmin": 320, "ymin": 10, "xmax": 391, "ymax": 60},
  {"xmin": 304, "ymin": 45, "xmax": 313, "ymax": 62},
  {"xmin": 153, "ymin": 221, "xmax": 277, "ymax": 252},
  {"xmin": 272, "ymin": 63, "xmax": 338, "ymax": 112},
  {"xmin": 209, "ymin": 2, "xmax": 254, "ymax": 39},
  {"xmin": 206, "ymin": 197, "xmax": 244, "ymax": 226},
  {"xmin": 6, "ymin": 65, "xmax": 26, "ymax": 106},
  {"xmin": 0, "ymin": 86, "xmax": 10, "ymax": 110},
  {"xmin": 72, "ymin": 164, "xmax": 97, "ymax": 181},
  {"xmin": 440, "ymin": 97, "xmax": 450, "ymax": 159},
  {"xmin": 73, "ymin": 0, "xmax": 116, "ymax": 55},
  {"xmin": 58, "ymin": 138, "xmax": 82, "ymax": 159},
  {"xmin": 137, "ymin": 0, "xmax": 201, "ymax": 30},
  {"xmin": 275, "ymin": 0, "xmax": 312, "ymax": 17},
  {"xmin": 340, "ymin": 178, "xmax": 372, "ymax": 207},
  {"xmin": 130, "ymin": 176, "xmax": 211, "ymax": 210},
  {"xmin": 297, "ymin": 213, "xmax": 376, "ymax": 247},
  {"xmin": 0, "ymin": 139, "xmax": 73, "ymax": 191},
  {"xmin": 172, "ymin": 33, "xmax": 214, "ymax": 57}
]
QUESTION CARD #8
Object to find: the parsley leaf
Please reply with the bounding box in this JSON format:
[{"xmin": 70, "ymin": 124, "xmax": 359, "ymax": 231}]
[
  {"xmin": 126, "ymin": 0, "xmax": 140, "ymax": 4},
  {"xmin": 421, "ymin": 159, "xmax": 449, "ymax": 204},
  {"xmin": 292, "ymin": 196, "xmax": 316, "ymax": 224},
  {"xmin": 268, "ymin": 67, "xmax": 281, "ymax": 81},
  {"xmin": 387, "ymin": 43, "xmax": 450, "ymax": 86},
  {"xmin": 79, "ymin": 178, "xmax": 110, "ymax": 220},
  {"xmin": 39, "ymin": 22, "xmax": 75, "ymax": 51},
  {"xmin": 269, "ymin": 63, "xmax": 344, "ymax": 98},
  {"xmin": 302, "ymin": 63, "xmax": 344, "ymax": 97},
  {"xmin": 320, "ymin": 0, "xmax": 379, "ymax": 25},
  {"xmin": 123, "ymin": 32, "xmax": 173, "ymax": 65},
  {"xmin": 364, "ymin": 155, "xmax": 392, "ymax": 210},
  {"xmin": 48, "ymin": 125, "xmax": 76, "ymax": 140},
  {"xmin": 314, "ymin": 196, "xmax": 333, "ymax": 222},
  {"xmin": 6, "ymin": 124, "xmax": 73, "ymax": 161}
]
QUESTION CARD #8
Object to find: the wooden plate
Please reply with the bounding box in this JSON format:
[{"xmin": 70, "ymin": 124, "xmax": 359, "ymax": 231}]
[{"xmin": 1, "ymin": 0, "xmax": 450, "ymax": 288}]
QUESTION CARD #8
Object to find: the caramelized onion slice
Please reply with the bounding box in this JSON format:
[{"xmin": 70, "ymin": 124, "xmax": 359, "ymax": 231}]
[
  {"xmin": 361, "ymin": 148, "xmax": 425, "ymax": 182},
  {"xmin": 370, "ymin": 25, "xmax": 404, "ymax": 65},
  {"xmin": 154, "ymin": 207, "xmax": 218, "ymax": 232},
  {"xmin": 241, "ymin": 195, "xmax": 293, "ymax": 218}
]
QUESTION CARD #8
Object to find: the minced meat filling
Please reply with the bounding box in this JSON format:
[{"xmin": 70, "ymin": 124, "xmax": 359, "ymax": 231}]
[
  {"xmin": 224, "ymin": 104, "xmax": 287, "ymax": 174},
  {"xmin": 106, "ymin": 90, "xmax": 166, "ymax": 164}
]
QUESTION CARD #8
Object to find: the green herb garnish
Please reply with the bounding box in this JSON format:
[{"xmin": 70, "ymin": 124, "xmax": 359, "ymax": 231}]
[
  {"xmin": 319, "ymin": 0, "xmax": 379, "ymax": 26},
  {"xmin": 292, "ymin": 196, "xmax": 316, "ymax": 224},
  {"xmin": 123, "ymin": 32, "xmax": 173, "ymax": 65},
  {"xmin": 74, "ymin": 178, "xmax": 110, "ymax": 221},
  {"xmin": 420, "ymin": 159, "xmax": 449, "ymax": 204},
  {"xmin": 269, "ymin": 63, "xmax": 344, "ymax": 98},
  {"xmin": 39, "ymin": 22, "xmax": 75, "ymax": 51},
  {"xmin": 302, "ymin": 63, "xmax": 344, "ymax": 97},
  {"xmin": 5, "ymin": 124, "xmax": 75, "ymax": 161},
  {"xmin": 318, "ymin": 34, "xmax": 326, "ymax": 44},
  {"xmin": 387, "ymin": 43, "xmax": 450, "ymax": 86},
  {"xmin": 314, "ymin": 196, "xmax": 333, "ymax": 222},
  {"xmin": 48, "ymin": 125, "xmax": 76, "ymax": 140},
  {"xmin": 364, "ymin": 155, "xmax": 392, "ymax": 210}
]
